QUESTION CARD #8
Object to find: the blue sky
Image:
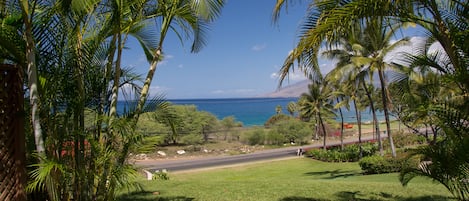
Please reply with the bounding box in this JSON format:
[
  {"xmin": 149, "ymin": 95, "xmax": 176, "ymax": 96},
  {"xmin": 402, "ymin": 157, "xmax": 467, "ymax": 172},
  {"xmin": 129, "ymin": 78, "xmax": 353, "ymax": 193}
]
[
  {"xmin": 121, "ymin": 1, "xmax": 427, "ymax": 100},
  {"xmin": 122, "ymin": 1, "xmax": 316, "ymax": 99}
]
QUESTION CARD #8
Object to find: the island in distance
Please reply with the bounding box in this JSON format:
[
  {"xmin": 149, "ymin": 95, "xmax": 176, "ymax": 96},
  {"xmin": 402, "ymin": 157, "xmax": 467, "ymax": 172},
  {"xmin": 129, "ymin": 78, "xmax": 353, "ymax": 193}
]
[{"xmin": 258, "ymin": 80, "xmax": 310, "ymax": 98}]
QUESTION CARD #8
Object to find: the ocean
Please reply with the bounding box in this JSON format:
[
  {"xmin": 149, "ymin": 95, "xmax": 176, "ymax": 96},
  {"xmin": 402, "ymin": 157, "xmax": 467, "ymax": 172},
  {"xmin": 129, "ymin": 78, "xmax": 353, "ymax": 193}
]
[{"xmin": 118, "ymin": 97, "xmax": 385, "ymax": 127}]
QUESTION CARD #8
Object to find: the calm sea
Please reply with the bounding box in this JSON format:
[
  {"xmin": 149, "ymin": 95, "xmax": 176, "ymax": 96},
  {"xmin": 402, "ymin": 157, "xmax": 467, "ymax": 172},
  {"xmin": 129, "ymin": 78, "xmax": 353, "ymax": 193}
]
[{"xmin": 118, "ymin": 97, "xmax": 385, "ymax": 127}]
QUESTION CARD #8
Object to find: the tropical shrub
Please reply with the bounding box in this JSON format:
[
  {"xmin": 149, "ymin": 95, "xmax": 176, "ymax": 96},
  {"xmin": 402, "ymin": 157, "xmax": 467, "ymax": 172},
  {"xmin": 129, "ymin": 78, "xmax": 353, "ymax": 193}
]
[
  {"xmin": 242, "ymin": 128, "xmax": 266, "ymax": 145},
  {"xmin": 306, "ymin": 143, "xmax": 377, "ymax": 162},
  {"xmin": 384, "ymin": 131, "xmax": 426, "ymax": 148},
  {"xmin": 265, "ymin": 130, "xmax": 285, "ymax": 146},
  {"xmin": 359, "ymin": 154, "xmax": 418, "ymax": 175}
]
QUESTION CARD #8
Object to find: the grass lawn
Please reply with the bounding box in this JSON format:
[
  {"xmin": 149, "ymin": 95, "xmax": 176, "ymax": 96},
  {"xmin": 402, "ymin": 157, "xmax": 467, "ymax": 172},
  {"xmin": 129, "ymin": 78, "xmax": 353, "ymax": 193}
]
[{"xmin": 117, "ymin": 158, "xmax": 454, "ymax": 201}]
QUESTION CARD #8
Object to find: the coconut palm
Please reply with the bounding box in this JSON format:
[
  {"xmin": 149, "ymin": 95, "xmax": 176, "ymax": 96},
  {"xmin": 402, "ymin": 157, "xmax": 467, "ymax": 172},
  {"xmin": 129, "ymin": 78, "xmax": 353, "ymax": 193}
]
[
  {"xmin": 299, "ymin": 81, "xmax": 335, "ymax": 150},
  {"xmin": 287, "ymin": 101, "xmax": 298, "ymax": 117}
]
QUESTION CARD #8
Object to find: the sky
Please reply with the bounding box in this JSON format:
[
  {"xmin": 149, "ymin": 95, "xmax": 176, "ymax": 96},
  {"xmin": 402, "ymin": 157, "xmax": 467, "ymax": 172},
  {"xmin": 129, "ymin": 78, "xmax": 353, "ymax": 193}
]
[
  {"xmin": 121, "ymin": 0, "xmax": 316, "ymax": 99},
  {"xmin": 121, "ymin": 0, "xmax": 428, "ymax": 100}
]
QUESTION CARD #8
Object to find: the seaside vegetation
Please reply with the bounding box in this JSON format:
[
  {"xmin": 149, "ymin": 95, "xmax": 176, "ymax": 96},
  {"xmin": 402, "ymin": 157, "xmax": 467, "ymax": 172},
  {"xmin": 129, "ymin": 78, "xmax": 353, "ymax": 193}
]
[{"xmin": 1, "ymin": 0, "xmax": 468, "ymax": 201}]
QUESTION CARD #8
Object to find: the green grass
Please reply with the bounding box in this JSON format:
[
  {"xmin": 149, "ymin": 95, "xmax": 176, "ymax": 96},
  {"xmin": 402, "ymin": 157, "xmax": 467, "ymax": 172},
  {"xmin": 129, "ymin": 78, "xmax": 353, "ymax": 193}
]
[{"xmin": 118, "ymin": 158, "xmax": 454, "ymax": 201}]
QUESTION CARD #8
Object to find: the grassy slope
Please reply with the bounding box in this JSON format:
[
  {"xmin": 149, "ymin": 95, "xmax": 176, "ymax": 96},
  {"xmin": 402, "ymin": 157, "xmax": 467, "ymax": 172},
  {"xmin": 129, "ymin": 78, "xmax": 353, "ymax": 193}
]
[{"xmin": 118, "ymin": 158, "xmax": 453, "ymax": 201}]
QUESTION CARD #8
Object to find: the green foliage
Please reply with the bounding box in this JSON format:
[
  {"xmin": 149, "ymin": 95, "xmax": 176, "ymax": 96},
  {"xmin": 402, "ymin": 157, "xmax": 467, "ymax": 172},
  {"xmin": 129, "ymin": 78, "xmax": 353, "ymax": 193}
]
[
  {"xmin": 264, "ymin": 114, "xmax": 293, "ymax": 127},
  {"xmin": 152, "ymin": 170, "xmax": 170, "ymax": 181},
  {"xmin": 242, "ymin": 128, "xmax": 266, "ymax": 145},
  {"xmin": 387, "ymin": 131, "xmax": 426, "ymax": 148},
  {"xmin": 265, "ymin": 130, "xmax": 285, "ymax": 146},
  {"xmin": 306, "ymin": 143, "xmax": 377, "ymax": 162},
  {"xmin": 152, "ymin": 104, "xmax": 219, "ymax": 145},
  {"xmin": 180, "ymin": 133, "xmax": 204, "ymax": 145},
  {"xmin": 133, "ymin": 135, "xmax": 165, "ymax": 153},
  {"xmin": 359, "ymin": 154, "xmax": 418, "ymax": 175},
  {"xmin": 273, "ymin": 119, "xmax": 311, "ymax": 144}
]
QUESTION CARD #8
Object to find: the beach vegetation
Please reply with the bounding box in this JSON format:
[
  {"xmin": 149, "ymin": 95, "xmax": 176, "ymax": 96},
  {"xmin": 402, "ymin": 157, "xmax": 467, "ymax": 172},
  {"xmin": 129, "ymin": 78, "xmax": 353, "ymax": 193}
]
[
  {"xmin": 306, "ymin": 142, "xmax": 378, "ymax": 162},
  {"xmin": 298, "ymin": 81, "xmax": 336, "ymax": 149}
]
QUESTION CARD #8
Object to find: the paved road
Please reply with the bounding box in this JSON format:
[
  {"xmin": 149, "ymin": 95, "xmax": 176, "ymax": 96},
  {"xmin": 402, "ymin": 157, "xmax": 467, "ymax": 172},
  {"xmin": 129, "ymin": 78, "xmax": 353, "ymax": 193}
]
[{"xmin": 135, "ymin": 133, "xmax": 388, "ymax": 172}]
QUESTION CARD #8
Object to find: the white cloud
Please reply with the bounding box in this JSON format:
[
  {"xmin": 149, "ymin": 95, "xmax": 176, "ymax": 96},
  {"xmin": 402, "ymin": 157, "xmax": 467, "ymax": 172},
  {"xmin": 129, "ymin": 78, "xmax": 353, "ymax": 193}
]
[
  {"xmin": 211, "ymin": 90, "xmax": 225, "ymax": 94},
  {"xmin": 251, "ymin": 44, "xmax": 267, "ymax": 51},
  {"xmin": 270, "ymin": 71, "xmax": 306, "ymax": 82},
  {"xmin": 159, "ymin": 54, "xmax": 175, "ymax": 66}
]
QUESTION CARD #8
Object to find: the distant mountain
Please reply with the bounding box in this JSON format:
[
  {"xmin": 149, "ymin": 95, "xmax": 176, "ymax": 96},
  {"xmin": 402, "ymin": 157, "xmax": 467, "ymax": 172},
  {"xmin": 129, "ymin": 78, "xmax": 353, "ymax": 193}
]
[{"xmin": 258, "ymin": 80, "xmax": 311, "ymax": 98}]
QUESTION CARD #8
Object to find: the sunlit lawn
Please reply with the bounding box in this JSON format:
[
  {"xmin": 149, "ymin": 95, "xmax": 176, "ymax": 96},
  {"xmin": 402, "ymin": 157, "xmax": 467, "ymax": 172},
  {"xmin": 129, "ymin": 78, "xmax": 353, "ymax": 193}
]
[{"xmin": 118, "ymin": 158, "xmax": 454, "ymax": 201}]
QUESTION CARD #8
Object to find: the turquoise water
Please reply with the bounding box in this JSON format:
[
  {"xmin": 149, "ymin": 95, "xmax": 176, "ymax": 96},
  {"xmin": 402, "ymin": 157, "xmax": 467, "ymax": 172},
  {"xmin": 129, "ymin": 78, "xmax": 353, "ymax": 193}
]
[
  {"xmin": 169, "ymin": 98, "xmax": 298, "ymax": 126},
  {"xmin": 118, "ymin": 97, "xmax": 386, "ymax": 127}
]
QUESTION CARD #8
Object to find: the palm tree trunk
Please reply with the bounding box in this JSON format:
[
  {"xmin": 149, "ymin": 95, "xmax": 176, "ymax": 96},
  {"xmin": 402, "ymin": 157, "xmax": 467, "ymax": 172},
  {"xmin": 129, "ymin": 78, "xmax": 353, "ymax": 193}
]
[
  {"xmin": 134, "ymin": 48, "xmax": 163, "ymax": 122},
  {"xmin": 353, "ymin": 100, "xmax": 363, "ymax": 158},
  {"xmin": 109, "ymin": 32, "xmax": 123, "ymax": 120},
  {"xmin": 318, "ymin": 112, "xmax": 327, "ymax": 150},
  {"xmin": 21, "ymin": 1, "xmax": 45, "ymax": 155},
  {"xmin": 362, "ymin": 81, "xmax": 382, "ymax": 155},
  {"xmin": 337, "ymin": 98, "xmax": 344, "ymax": 151},
  {"xmin": 378, "ymin": 69, "xmax": 396, "ymax": 157}
]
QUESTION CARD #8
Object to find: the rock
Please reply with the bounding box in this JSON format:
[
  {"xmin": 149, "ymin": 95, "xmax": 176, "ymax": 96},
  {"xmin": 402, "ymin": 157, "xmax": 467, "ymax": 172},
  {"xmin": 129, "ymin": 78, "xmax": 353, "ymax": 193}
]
[
  {"xmin": 157, "ymin": 151, "xmax": 167, "ymax": 156},
  {"xmin": 152, "ymin": 191, "xmax": 160, "ymax": 195},
  {"xmin": 176, "ymin": 150, "xmax": 186, "ymax": 155},
  {"xmin": 135, "ymin": 153, "xmax": 148, "ymax": 160}
]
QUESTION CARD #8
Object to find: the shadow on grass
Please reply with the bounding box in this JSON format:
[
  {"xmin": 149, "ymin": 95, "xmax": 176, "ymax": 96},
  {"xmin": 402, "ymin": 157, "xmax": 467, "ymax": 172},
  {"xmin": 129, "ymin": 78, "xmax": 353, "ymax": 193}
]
[
  {"xmin": 304, "ymin": 169, "xmax": 362, "ymax": 179},
  {"xmin": 117, "ymin": 191, "xmax": 195, "ymax": 201},
  {"xmin": 279, "ymin": 192, "xmax": 454, "ymax": 201}
]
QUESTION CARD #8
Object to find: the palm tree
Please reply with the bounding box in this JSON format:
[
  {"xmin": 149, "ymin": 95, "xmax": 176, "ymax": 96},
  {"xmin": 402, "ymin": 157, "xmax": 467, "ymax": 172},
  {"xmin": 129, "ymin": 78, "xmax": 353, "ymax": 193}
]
[
  {"xmin": 299, "ymin": 81, "xmax": 335, "ymax": 150},
  {"xmin": 273, "ymin": 0, "xmax": 412, "ymax": 157},
  {"xmin": 287, "ymin": 101, "xmax": 298, "ymax": 117},
  {"xmin": 350, "ymin": 17, "xmax": 410, "ymax": 157}
]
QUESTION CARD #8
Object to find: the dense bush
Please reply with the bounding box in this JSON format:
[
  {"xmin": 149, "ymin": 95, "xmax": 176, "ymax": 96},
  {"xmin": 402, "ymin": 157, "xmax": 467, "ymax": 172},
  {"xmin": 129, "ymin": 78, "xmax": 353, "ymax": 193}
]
[
  {"xmin": 266, "ymin": 130, "xmax": 285, "ymax": 146},
  {"xmin": 384, "ymin": 131, "xmax": 426, "ymax": 148},
  {"xmin": 306, "ymin": 143, "xmax": 377, "ymax": 162},
  {"xmin": 180, "ymin": 133, "xmax": 204, "ymax": 145},
  {"xmin": 359, "ymin": 154, "xmax": 418, "ymax": 175},
  {"xmin": 242, "ymin": 128, "xmax": 266, "ymax": 145}
]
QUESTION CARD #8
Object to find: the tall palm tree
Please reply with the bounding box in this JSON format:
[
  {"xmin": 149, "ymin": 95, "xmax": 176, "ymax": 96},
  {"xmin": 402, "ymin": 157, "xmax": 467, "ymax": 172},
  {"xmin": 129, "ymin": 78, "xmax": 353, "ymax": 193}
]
[
  {"xmin": 299, "ymin": 81, "xmax": 335, "ymax": 150},
  {"xmin": 273, "ymin": 1, "xmax": 412, "ymax": 157},
  {"xmin": 350, "ymin": 17, "xmax": 409, "ymax": 157}
]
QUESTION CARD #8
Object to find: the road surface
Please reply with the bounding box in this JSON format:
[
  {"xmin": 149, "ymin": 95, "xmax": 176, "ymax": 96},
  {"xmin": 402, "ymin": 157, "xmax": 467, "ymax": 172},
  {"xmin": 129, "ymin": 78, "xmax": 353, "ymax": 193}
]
[{"xmin": 135, "ymin": 133, "xmax": 388, "ymax": 172}]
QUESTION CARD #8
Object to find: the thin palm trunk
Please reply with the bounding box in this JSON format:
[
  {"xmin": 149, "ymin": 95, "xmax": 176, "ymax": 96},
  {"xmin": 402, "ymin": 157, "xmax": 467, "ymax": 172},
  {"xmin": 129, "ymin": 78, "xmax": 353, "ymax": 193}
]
[
  {"xmin": 337, "ymin": 98, "xmax": 344, "ymax": 151},
  {"xmin": 378, "ymin": 69, "xmax": 396, "ymax": 157},
  {"xmin": 109, "ymin": 32, "xmax": 123, "ymax": 120},
  {"xmin": 318, "ymin": 112, "xmax": 327, "ymax": 150},
  {"xmin": 353, "ymin": 99, "xmax": 363, "ymax": 158},
  {"xmin": 21, "ymin": 0, "xmax": 45, "ymax": 155},
  {"xmin": 362, "ymin": 81, "xmax": 382, "ymax": 155}
]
